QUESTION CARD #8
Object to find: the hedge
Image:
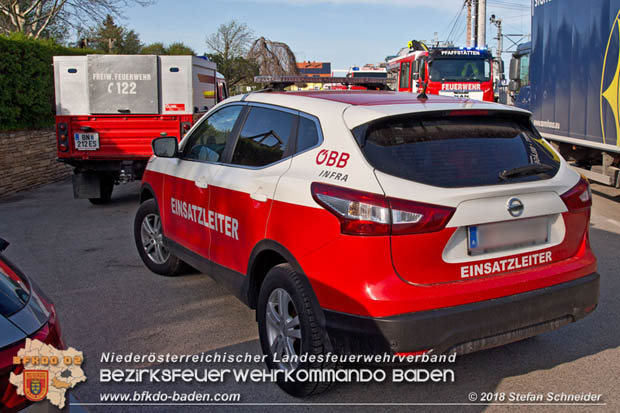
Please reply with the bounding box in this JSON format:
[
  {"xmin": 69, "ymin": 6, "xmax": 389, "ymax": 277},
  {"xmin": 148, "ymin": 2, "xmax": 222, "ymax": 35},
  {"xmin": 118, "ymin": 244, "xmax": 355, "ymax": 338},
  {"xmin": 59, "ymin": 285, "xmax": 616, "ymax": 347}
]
[{"xmin": 0, "ymin": 34, "xmax": 95, "ymax": 130}]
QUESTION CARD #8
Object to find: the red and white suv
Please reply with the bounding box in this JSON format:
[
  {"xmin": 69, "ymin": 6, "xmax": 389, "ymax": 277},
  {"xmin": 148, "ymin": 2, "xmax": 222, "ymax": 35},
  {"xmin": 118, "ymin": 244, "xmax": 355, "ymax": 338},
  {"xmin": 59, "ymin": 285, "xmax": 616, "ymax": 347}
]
[{"xmin": 134, "ymin": 91, "xmax": 598, "ymax": 395}]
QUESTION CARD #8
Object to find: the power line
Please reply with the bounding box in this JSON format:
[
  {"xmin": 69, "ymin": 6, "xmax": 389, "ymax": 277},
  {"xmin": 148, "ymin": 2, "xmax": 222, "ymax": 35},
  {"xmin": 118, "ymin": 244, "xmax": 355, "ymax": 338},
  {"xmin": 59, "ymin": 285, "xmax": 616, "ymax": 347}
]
[
  {"xmin": 445, "ymin": 1, "xmax": 466, "ymax": 45},
  {"xmin": 452, "ymin": 10, "xmax": 469, "ymax": 44},
  {"xmin": 442, "ymin": 1, "xmax": 466, "ymax": 45},
  {"xmin": 487, "ymin": 1, "xmax": 529, "ymax": 11}
]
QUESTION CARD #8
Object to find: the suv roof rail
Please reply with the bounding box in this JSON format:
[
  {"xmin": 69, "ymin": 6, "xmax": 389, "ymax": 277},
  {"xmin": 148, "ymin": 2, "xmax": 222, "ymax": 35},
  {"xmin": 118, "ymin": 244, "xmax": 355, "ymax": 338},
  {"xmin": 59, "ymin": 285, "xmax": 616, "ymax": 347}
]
[{"xmin": 253, "ymin": 76, "xmax": 390, "ymax": 92}]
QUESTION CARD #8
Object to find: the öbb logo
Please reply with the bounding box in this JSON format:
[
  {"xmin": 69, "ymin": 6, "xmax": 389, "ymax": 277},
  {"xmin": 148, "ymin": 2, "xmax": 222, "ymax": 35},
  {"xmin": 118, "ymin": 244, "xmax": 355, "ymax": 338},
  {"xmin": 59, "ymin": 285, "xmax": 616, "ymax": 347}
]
[{"xmin": 316, "ymin": 150, "xmax": 349, "ymax": 168}]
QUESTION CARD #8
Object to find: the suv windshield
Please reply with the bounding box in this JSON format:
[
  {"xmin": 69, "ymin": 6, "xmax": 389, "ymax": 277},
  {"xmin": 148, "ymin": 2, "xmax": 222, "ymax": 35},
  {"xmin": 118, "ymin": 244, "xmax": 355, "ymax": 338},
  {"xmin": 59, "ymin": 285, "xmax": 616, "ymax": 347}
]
[
  {"xmin": 353, "ymin": 112, "xmax": 560, "ymax": 188},
  {"xmin": 430, "ymin": 58, "xmax": 491, "ymax": 82}
]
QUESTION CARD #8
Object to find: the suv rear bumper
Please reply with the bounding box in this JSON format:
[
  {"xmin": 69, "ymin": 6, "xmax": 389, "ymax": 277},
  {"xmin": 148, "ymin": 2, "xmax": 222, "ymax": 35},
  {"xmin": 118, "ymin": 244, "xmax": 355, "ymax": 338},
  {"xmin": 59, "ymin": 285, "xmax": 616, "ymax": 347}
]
[{"xmin": 324, "ymin": 272, "xmax": 599, "ymax": 355}]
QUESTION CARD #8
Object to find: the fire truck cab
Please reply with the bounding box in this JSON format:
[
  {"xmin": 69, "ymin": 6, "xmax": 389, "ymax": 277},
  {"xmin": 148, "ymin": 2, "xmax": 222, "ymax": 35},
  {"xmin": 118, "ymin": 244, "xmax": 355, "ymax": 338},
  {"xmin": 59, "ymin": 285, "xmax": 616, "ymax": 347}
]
[{"xmin": 387, "ymin": 41, "xmax": 495, "ymax": 102}]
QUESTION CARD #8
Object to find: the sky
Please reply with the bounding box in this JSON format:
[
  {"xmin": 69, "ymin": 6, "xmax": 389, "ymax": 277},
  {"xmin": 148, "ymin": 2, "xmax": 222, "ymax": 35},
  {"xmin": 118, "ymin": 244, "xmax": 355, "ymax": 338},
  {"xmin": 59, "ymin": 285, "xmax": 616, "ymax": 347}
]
[{"xmin": 123, "ymin": 0, "xmax": 531, "ymax": 71}]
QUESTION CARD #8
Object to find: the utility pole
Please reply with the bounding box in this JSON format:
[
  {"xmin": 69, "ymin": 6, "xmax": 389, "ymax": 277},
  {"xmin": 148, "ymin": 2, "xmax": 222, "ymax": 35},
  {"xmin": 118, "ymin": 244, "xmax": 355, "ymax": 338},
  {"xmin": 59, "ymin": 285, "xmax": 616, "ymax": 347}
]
[
  {"xmin": 490, "ymin": 14, "xmax": 502, "ymax": 57},
  {"xmin": 477, "ymin": 0, "xmax": 486, "ymax": 48},
  {"xmin": 473, "ymin": 0, "xmax": 478, "ymax": 47},
  {"xmin": 466, "ymin": 0, "xmax": 472, "ymax": 48}
]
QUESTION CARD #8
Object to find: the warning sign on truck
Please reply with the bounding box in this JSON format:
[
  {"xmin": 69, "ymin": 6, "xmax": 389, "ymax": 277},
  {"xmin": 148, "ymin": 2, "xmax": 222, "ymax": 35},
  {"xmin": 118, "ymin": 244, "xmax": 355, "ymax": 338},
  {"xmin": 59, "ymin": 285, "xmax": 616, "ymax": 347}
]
[{"xmin": 164, "ymin": 103, "xmax": 186, "ymax": 111}]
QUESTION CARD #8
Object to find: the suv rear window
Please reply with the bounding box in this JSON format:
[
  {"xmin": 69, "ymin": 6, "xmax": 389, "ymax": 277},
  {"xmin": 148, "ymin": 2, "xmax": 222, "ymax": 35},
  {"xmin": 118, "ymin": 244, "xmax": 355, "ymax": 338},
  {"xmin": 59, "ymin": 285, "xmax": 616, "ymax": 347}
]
[{"xmin": 352, "ymin": 112, "xmax": 560, "ymax": 188}]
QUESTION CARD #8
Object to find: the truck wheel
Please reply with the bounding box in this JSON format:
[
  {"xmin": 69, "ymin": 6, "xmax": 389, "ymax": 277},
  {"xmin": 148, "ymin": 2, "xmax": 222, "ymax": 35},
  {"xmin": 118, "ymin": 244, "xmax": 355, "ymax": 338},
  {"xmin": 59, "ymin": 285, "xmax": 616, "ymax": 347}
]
[
  {"xmin": 257, "ymin": 263, "xmax": 336, "ymax": 396},
  {"xmin": 88, "ymin": 174, "xmax": 114, "ymax": 205},
  {"xmin": 134, "ymin": 199, "xmax": 185, "ymax": 276}
]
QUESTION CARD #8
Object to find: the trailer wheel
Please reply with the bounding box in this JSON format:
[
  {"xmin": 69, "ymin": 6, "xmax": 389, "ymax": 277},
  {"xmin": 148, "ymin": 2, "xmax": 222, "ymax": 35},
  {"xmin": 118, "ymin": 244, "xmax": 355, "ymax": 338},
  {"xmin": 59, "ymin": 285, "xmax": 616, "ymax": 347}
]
[
  {"xmin": 134, "ymin": 199, "xmax": 186, "ymax": 276},
  {"xmin": 88, "ymin": 174, "xmax": 114, "ymax": 205}
]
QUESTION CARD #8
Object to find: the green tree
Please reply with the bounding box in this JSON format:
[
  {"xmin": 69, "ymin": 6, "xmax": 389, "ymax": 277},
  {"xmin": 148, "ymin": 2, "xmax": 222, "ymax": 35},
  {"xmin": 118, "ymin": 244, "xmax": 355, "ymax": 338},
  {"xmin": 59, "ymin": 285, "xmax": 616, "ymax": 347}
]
[
  {"xmin": 207, "ymin": 53, "xmax": 258, "ymax": 89},
  {"xmin": 0, "ymin": 33, "xmax": 95, "ymax": 130},
  {"xmin": 140, "ymin": 42, "xmax": 165, "ymax": 55},
  {"xmin": 87, "ymin": 15, "xmax": 142, "ymax": 54},
  {"xmin": 206, "ymin": 21, "xmax": 256, "ymax": 91},
  {"xmin": 122, "ymin": 28, "xmax": 141, "ymax": 54},
  {"xmin": 166, "ymin": 42, "xmax": 194, "ymax": 55},
  {"xmin": 141, "ymin": 41, "xmax": 194, "ymax": 55},
  {"xmin": 206, "ymin": 20, "xmax": 253, "ymax": 61}
]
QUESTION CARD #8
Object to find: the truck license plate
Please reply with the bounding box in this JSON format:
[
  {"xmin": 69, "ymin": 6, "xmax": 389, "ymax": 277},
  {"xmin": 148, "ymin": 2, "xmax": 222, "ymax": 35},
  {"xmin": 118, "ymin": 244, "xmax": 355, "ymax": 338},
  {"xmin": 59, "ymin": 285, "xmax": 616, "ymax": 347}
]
[
  {"xmin": 74, "ymin": 133, "xmax": 99, "ymax": 151},
  {"xmin": 439, "ymin": 91, "xmax": 470, "ymax": 99}
]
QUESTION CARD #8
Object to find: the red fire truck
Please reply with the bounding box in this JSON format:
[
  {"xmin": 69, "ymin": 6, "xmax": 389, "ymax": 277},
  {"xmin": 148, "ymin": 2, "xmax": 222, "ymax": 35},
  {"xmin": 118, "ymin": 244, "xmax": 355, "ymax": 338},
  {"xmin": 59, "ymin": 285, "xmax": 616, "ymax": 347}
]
[
  {"xmin": 346, "ymin": 65, "xmax": 387, "ymax": 90},
  {"xmin": 325, "ymin": 65, "xmax": 387, "ymax": 91},
  {"xmin": 387, "ymin": 41, "xmax": 495, "ymax": 102},
  {"xmin": 53, "ymin": 55, "xmax": 228, "ymax": 204}
]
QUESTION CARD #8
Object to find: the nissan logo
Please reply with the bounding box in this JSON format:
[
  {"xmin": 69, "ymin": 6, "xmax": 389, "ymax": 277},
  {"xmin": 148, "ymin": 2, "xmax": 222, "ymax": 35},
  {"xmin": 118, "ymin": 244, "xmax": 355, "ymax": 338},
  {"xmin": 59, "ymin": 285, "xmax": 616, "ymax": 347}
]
[{"xmin": 507, "ymin": 198, "xmax": 524, "ymax": 217}]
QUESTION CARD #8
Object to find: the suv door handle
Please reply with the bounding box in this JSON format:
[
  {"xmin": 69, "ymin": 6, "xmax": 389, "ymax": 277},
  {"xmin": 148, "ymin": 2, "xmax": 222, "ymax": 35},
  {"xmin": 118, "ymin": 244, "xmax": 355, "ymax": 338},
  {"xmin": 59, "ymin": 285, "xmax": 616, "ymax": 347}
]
[
  {"xmin": 194, "ymin": 176, "xmax": 208, "ymax": 189},
  {"xmin": 250, "ymin": 193, "xmax": 268, "ymax": 202}
]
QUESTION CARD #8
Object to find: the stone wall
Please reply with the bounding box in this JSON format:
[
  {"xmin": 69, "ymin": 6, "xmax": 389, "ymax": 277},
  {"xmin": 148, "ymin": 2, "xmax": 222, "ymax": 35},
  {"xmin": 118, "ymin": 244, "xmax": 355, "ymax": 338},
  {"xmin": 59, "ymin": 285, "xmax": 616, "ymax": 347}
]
[{"xmin": 0, "ymin": 129, "xmax": 71, "ymax": 198}]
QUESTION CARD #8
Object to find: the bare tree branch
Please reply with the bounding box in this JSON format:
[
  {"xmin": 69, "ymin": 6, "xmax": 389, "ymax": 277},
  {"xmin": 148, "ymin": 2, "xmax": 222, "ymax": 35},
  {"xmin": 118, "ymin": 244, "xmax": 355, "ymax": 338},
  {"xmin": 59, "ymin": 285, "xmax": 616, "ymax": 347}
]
[
  {"xmin": 33, "ymin": 0, "xmax": 64, "ymax": 37},
  {"xmin": 23, "ymin": 0, "xmax": 46, "ymax": 16},
  {"xmin": 205, "ymin": 20, "xmax": 253, "ymax": 60},
  {"xmin": 0, "ymin": 0, "xmax": 153, "ymax": 39}
]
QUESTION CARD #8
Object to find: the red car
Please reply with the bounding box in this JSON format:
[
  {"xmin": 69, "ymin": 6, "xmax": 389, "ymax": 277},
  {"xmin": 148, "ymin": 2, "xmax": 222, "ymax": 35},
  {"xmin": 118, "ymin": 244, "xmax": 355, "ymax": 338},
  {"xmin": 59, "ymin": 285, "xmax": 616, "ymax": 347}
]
[{"xmin": 0, "ymin": 238, "xmax": 64, "ymax": 412}]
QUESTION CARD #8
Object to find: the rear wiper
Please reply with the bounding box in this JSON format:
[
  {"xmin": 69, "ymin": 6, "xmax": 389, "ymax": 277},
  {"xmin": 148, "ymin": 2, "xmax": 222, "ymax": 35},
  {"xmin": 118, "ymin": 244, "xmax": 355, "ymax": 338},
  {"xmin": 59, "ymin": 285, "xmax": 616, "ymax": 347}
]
[{"xmin": 499, "ymin": 164, "xmax": 554, "ymax": 181}]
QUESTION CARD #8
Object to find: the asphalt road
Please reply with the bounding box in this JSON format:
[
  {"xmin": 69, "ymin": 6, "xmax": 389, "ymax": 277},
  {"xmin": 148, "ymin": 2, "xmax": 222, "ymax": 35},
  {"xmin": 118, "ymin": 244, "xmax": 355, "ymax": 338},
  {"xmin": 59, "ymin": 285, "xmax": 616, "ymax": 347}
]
[{"xmin": 1, "ymin": 178, "xmax": 619, "ymax": 412}]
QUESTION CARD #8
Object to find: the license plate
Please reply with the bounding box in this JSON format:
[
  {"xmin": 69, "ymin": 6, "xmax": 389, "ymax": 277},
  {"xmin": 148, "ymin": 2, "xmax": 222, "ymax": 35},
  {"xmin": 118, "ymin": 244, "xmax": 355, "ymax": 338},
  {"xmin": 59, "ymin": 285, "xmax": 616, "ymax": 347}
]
[
  {"xmin": 438, "ymin": 91, "xmax": 484, "ymax": 100},
  {"xmin": 74, "ymin": 133, "xmax": 99, "ymax": 151},
  {"xmin": 439, "ymin": 91, "xmax": 470, "ymax": 99},
  {"xmin": 468, "ymin": 216, "xmax": 549, "ymax": 256}
]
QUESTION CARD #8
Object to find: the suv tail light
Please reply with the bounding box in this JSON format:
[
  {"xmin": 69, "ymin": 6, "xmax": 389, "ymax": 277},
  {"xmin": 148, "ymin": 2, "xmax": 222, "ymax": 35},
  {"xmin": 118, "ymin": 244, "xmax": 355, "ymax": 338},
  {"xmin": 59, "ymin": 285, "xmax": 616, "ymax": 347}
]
[
  {"xmin": 311, "ymin": 183, "xmax": 390, "ymax": 235},
  {"xmin": 561, "ymin": 177, "xmax": 592, "ymax": 211},
  {"xmin": 388, "ymin": 197, "xmax": 456, "ymax": 235},
  {"xmin": 311, "ymin": 183, "xmax": 455, "ymax": 236}
]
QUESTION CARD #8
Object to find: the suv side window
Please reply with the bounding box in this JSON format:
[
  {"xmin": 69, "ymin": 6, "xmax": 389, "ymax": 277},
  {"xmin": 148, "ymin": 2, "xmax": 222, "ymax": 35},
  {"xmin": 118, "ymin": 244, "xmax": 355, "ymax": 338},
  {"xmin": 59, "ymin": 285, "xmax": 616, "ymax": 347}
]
[
  {"xmin": 182, "ymin": 105, "xmax": 243, "ymax": 162},
  {"xmin": 230, "ymin": 106, "xmax": 295, "ymax": 167},
  {"xmin": 296, "ymin": 116, "xmax": 320, "ymax": 153}
]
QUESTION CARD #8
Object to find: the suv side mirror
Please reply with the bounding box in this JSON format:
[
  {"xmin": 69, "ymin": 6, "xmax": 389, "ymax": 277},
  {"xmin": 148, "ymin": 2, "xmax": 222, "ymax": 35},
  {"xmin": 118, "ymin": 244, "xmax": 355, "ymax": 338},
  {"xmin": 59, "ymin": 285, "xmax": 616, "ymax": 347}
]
[
  {"xmin": 509, "ymin": 57, "xmax": 520, "ymax": 81},
  {"xmin": 152, "ymin": 137, "xmax": 179, "ymax": 158}
]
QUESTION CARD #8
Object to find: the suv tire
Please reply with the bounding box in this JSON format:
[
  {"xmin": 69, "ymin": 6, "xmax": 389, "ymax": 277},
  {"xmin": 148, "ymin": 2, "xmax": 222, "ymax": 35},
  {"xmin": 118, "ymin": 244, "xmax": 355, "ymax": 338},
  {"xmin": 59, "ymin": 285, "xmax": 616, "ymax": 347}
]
[
  {"xmin": 134, "ymin": 199, "xmax": 185, "ymax": 276},
  {"xmin": 257, "ymin": 263, "xmax": 336, "ymax": 396}
]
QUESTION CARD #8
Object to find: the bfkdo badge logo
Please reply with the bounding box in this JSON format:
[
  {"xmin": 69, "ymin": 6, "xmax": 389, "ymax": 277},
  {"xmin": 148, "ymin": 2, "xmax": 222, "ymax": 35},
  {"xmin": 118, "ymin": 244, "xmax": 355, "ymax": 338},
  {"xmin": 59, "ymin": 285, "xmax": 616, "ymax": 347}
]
[
  {"xmin": 10, "ymin": 339, "xmax": 87, "ymax": 409},
  {"xmin": 23, "ymin": 370, "xmax": 49, "ymax": 402}
]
